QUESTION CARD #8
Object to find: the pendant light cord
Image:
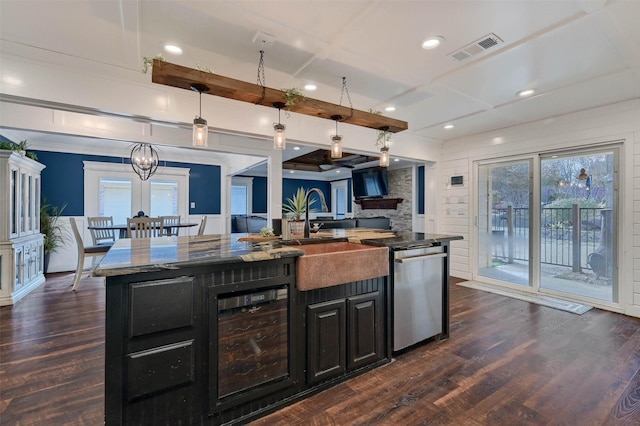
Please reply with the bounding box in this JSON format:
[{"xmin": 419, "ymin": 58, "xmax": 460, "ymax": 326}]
[
  {"xmin": 339, "ymin": 76, "xmax": 354, "ymax": 119},
  {"xmin": 256, "ymin": 42, "xmax": 266, "ymax": 105}
]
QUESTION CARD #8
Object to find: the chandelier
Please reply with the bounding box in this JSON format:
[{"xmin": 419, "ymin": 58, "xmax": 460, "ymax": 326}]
[{"xmin": 130, "ymin": 143, "xmax": 159, "ymax": 180}]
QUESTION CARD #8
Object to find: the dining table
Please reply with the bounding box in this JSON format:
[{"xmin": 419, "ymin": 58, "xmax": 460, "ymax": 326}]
[{"xmin": 87, "ymin": 221, "xmax": 199, "ymax": 239}]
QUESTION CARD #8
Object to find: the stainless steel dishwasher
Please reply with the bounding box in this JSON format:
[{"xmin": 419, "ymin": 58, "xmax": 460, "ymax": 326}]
[{"xmin": 393, "ymin": 245, "xmax": 447, "ymax": 351}]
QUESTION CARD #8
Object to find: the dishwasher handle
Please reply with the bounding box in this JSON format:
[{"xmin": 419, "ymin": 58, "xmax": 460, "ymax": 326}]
[{"xmin": 394, "ymin": 252, "xmax": 447, "ymax": 263}]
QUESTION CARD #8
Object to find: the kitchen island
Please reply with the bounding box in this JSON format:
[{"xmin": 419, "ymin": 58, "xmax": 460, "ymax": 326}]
[{"xmin": 94, "ymin": 231, "xmax": 461, "ymax": 425}]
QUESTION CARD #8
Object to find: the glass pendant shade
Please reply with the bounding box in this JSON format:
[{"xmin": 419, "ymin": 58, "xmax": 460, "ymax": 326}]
[
  {"xmin": 191, "ymin": 83, "xmax": 209, "ymax": 148},
  {"xmin": 331, "ymin": 135, "xmax": 343, "ymax": 158},
  {"xmin": 130, "ymin": 143, "xmax": 159, "ymax": 181},
  {"xmin": 273, "ymin": 123, "xmax": 286, "ymax": 150},
  {"xmin": 330, "ymin": 115, "xmax": 343, "ymax": 158},
  {"xmin": 193, "ymin": 117, "xmax": 208, "ymax": 147},
  {"xmin": 379, "ymin": 146, "xmax": 390, "ymax": 167}
]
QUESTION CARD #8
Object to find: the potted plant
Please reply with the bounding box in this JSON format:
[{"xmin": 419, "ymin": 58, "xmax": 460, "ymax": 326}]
[
  {"xmin": 282, "ymin": 87, "xmax": 305, "ymax": 117},
  {"xmin": 41, "ymin": 201, "xmax": 67, "ymax": 273},
  {"xmin": 282, "ymin": 187, "xmax": 316, "ymax": 235},
  {"xmin": 0, "ymin": 139, "xmax": 38, "ymax": 160}
]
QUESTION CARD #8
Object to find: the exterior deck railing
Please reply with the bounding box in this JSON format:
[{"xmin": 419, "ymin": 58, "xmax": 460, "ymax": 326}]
[{"xmin": 492, "ymin": 205, "xmax": 605, "ymax": 272}]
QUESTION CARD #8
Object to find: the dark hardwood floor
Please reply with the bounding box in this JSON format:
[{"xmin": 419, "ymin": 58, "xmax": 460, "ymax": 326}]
[
  {"xmin": 0, "ymin": 273, "xmax": 105, "ymax": 425},
  {"xmin": 2, "ymin": 273, "xmax": 640, "ymax": 425}
]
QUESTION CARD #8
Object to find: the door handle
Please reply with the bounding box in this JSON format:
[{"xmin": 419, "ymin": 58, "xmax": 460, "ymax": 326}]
[{"xmin": 394, "ymin": 253, "xmax": 447, "ymax": 263}]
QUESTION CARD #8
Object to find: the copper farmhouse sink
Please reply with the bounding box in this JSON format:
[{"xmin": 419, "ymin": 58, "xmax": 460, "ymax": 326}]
[{"xmin": 295, "ymin": 242, "xmax": 389, "ymax": 291}]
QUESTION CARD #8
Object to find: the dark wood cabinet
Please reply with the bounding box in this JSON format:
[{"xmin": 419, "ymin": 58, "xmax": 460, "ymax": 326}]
[
  {"xmin": 105, "ymin": 258, "xmax": 301, "ymax": 426},
  {"xmin": 105, "ymin": 274, "xmax": 207, "ymax": 425},
  {"xmin": 307, "ymin": 299, "xmax": 346, "ymax": 384},
  {"xmin": 105, "ymin": 258, "xmax": 389, "ymax": 425},
  {"xmin": 306, "ymin": 290, "xmax": 384, "ymax": 385},
  {"xmin": 348, "ymin": 291, "xmax": 383, "ymax": 370}
]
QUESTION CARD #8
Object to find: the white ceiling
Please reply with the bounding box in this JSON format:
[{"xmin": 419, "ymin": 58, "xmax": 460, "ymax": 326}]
[{"xmin": 2, "ymin": 0, "xmax": 640, "ymax": 144}]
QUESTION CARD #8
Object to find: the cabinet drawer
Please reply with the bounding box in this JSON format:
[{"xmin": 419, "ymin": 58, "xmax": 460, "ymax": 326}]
[
  {"xmin": 129, "ymin": 276, "xmax": 194, "ymax": 338},
  {"xmin": 127, "ymin": 340, "xmax": 195, "ymax": 400}
]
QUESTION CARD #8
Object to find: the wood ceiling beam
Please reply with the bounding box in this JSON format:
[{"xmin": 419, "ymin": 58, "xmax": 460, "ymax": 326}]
[{"xmin": 151, "ymin": 60, "xmax": 408, "ymax": 133}]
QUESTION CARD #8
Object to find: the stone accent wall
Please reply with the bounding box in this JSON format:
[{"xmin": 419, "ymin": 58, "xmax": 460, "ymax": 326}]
[{"xmin": 353, "ymin": 167, "xmax": 413, "ymax": 232}]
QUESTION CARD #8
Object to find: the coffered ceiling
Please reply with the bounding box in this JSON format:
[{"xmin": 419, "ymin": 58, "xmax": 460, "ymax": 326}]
[
  {"xmin": 2, "ymin": 0, "xmax": 640, "ymax": 145},
  {"xmin": 283, "ymin": 149, "xmax": 380, "ymax": 173}
]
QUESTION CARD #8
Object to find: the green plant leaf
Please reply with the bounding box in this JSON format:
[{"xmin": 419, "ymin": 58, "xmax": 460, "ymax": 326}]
[
  {"xmin": 282, "ymin": 187, "xmax": 316, "ymax": 221},
  {"xmin": 40, "ymin": 201, "xmax": 68, "ymax": 254}
]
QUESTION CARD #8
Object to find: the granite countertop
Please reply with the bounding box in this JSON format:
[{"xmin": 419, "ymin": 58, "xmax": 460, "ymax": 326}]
[
  {"xmin": 357, "ymin": 232, "xmax": 464, "ymax": 250},
  {"xmin": 93, "ymin": 234, "xmax": 304, "ymax": 277},
  {"xmin": 93, "ymin": 230, "xmax": 464, "ymax": 277}
]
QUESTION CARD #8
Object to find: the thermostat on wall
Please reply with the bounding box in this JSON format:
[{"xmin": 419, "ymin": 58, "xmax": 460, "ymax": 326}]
[{"xmin": 451, "ymin": 175, "xmax": 464, "ymax": 185}]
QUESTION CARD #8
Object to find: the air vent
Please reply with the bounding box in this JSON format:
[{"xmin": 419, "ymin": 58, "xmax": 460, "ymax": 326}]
[
  {"xmin": 452, "ymin": 51, "xmax": 471, "ymax": 61},
  {"xmin": 477, "ymin": 36, "xmax": 499, "ymax": 49},
  {"xmin": 450, "ymin": 33, "xmax": 503, "ymax": 61}
]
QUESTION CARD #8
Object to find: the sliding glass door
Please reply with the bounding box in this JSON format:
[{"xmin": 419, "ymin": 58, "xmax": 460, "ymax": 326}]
[
  {"xmin": 539, "ymin": 149, "xmax": 617, "ymax": 302},
  {"xmin": 477, "ymin": 160, "xmax": 531, "ymax": 286},
  {"xmin": 475, "ymin": 146, "xmax": 618, "ymax": 304}
]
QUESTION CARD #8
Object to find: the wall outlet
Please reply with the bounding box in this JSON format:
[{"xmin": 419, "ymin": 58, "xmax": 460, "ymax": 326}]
[{"xmin": 190, "ymin": 202, "xmax": 196, "ymax": 209}]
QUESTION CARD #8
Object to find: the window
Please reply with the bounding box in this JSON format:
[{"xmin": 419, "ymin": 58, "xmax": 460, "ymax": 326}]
[
  {"xmin": 331, "ymin": 180, "xmax": 349, "ymax": 219},
  {"xmin": 99, "ymin": 178, "xmax": 132, "ymax": 223},
  {"xmin": 231, "ymin": 177, "xmax": 253, "ymax": 215},
  {"xmin": 150, "ymin": 180, "xmax": 179, "ymax": 217}
]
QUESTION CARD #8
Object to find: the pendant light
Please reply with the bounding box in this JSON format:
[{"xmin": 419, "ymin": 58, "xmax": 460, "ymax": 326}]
[
  {"xmin": 273, "ymin": 102, "xmax": 286, "ymax": 150},
  {"xmin": 130, "ymin": 143, "xmax": 159, "ymax": 181},
  {"xmin": 191, "ymin": 83, "xmax": 209, "ymax": 148},
  {"xmin": 255, "ymin": 44, "xmax": 286, "ymax": 150},
  {"xmin": 330, "ymin": 77, "xmax": 352, "ymax": 158},
  {"xmin": 379, "ymin": 126, "xmax": 390, "ymax": 167},
  {"xmin": 330, "ymin": 115, "xmax": 343, "ymax": 158}
]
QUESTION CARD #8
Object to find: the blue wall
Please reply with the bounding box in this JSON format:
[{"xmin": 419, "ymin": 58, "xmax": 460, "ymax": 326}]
[
  {"xmin": 33, "ymin": 150, "xmax": 221, "ymax": 216},
  {"xmin": 417, "ymin": 165, "xmax": 425, "ymax": 215},
  {"xmin": 26, "ymin": 147, "xmax": 362, "ymax": 218},
  {"xmin": 251, "ymin": 176, "xmax": 268, "ymax": 213}
]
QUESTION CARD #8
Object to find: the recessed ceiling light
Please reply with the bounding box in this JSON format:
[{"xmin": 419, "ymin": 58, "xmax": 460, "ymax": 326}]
[
  {"xmin": 304, "ymin": 83, "xmax": 317, "ymax": 91},
  {"xmin": 293, "ymin": 146, "xmax": 301, "ymax": 150},
  {"xmin": 335, "ymin": 170, "xmax": 341, "ymax": 173},
  {"xmin": 444, "ymin": 124, "xmax": 454, "ymax": 129},
  {"xmin": 385, "ymin": 106, "xmax": 396, "ymax": 112},
  {"xmin": 517, "ymin": 88, "xmax": 536, "ymax": 97},
  {"xmin": 421, "ymin": 36, "xmax": 445, "ymax": 50},
  {"xmin": 289, "ymin": 170, "xmax": 295, "ymax": 173},
  {"xmin": 393, "ymin": 158, "xmax": 400, "ymax": 162},
  {"xmin": 163, "ymin": 44, "xmax": 183, "ymax": 55}
]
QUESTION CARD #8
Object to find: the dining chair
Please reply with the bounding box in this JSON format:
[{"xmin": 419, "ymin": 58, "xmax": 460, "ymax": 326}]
[
  {"xmin": 197, "ymin": 215, "xmax": 207, "ymax": 236},
  {"xmin": 69, "ymin": 217, "xmax": 110, "ymax": 292},
  {"xmin": 87, "ymin": 216, "xmax": 116, "ymax": 246},
  {"xmin": 160, "ymin": 215, "xmax": 181, "ymax": 236},
  {"xmin": 127, "ymin": 217, "xmax": 164, "ymax": 238}
]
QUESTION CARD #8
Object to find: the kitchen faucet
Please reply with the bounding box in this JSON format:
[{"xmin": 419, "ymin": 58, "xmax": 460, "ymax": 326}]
[{"xmin": 304, "ymin": 188, "xmax": 329, "ymax": 238}]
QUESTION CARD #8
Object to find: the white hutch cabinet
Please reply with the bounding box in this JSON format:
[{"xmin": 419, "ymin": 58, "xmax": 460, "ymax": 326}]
[{"xmin": 0, "ymin": 151, "xmax": 46, "ymax": 305}]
